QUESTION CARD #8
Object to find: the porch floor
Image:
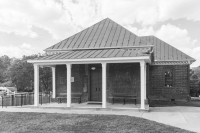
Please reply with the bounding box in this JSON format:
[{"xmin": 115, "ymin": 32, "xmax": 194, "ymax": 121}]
[{"xmin": 30, "ymin": 102, "xmax": 145, "ymax": 110}]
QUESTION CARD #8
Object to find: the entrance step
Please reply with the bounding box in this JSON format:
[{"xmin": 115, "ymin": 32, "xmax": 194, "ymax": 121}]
[{"xmin": 87, "ymin": 101, "xmax": 102, "ymax": 105}]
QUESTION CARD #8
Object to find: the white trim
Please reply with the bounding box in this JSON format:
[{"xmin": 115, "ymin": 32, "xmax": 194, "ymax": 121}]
[
  {"xmin": 52, "ymin": 67, "xmax": 56, "ymax": 98},
  {"xmin": 144, "ymin": 63, "xmax": 146, "ymax": 100},
  {"xmin": 140, "ymin": 61, "xmax": 145, "ymax": 109},
  {"xmin": 66, "ymin": 64, "xmax": 71, "ymax": 107},
  {"xmin": 44, "ymin": 45, "xmax": 154, "ymax": 52},
  {"xmin": 34, "ymin": 64, "xmax": 39, "ymax": 106},
  {"xmin": 27, "ymin": 56, "xmax": 151, "ymax": 65},
  {"xmin": 102, "ymin": 63, "xmax": 107, "ymax": 108}
]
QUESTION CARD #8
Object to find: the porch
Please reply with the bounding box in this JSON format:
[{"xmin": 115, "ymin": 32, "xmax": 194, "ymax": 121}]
[
  {"xmin": 28, "ymin": 102, "xmax": 148, "ymax": 111},
  {"xmin": 28, "ymin": 48, "xmax": 152, "ymax": 110}
]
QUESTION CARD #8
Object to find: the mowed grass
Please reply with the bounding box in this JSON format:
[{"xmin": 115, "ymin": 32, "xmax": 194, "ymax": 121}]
[{"xmin": 0, "ymin": 112, "xmax": 194, "ymax": 133}]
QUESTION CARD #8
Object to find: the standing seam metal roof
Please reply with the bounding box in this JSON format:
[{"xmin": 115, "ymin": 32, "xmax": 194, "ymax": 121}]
[
  {"xmin": 36, "ymin": 48, "xmax": 151, "ymax": 60},
  {"xmin": 43, "ymin": 18, "xmax": 195, "ymax": 62},
  {"xmin": 140, "ymin": 36, "xmax": 195, "ymax": 61},
  {"xmin": 45, "ymin": 18, "xmax": 150, "ymax": 51}
]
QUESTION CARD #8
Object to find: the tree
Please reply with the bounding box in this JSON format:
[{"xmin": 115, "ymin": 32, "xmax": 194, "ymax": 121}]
[
  {"xmin": 40, "ymin": 67, "xmax": 52, "ymax": 92},
  {"xmin": 8, "ymin": 59, "xmax": 34, "ymax": 92},
  {"xmin": 8, "ymin": 54, "xmax": 52, "ymax": 92},
  {"xmin": 0, "ymin": 55, "xmax": 11, "ymax": 83},
  {"xmin": 193, "ymin": 66, "xmax": 200, "ymax": 79},
  {"xmin": 190, "ymin": 68, "xmax": 200, "ymax": 97}
]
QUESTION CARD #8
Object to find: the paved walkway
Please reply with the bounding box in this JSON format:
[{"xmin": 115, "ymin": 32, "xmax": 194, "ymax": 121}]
[{"xmin": 0, "ymin": 106, "xmax": 200, "ymax": 133}]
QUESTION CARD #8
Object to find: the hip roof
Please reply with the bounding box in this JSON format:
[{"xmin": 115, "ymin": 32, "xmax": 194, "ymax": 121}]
[
  {"xmin": 45, "ymin": 18, "xmax": 151, "ymax": 51},
  {"xmin": 36, "ymin": 18, "xmax": 195, "ymax": 64}
]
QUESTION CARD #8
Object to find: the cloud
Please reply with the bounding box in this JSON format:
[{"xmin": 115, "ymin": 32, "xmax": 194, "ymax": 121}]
[
  {"xmin": 158, "ymin": 0, "xmax": 200, "ymax": 22},
  {"xmin": 0, "ymin": 43, "xmax": 43, "ymax": 58},
  {"xmin": 191, "ymin": 47, "xmax": 200, "ymax": 67},
  {"xmin": 126, "ymin": 26, "xmax": 155, "ymax": 36},
  {"xmin": 0, "ymin": 0, "xmax": 199, "ymax": 66},
  {"xmin": 0, "ymin": 0, "xmax": 103, "ymax": 40},
  {"xmin": 155, "ymin": 24, "xmax": 197, "ymax": 53},
  {"xmin": 100, "ymin": 0, "xmax": 200, "ymax": 26},
  {"xmin": 21, "ymin": 43, "xmax": 31, "ymax": 49},
  {"xmin": 127, "ymin": 23, "xmax": 198, "ymax": 66},
  {"xmin": 0, "ymin": 7, "xmax": 38, "ymax": 38},
  {"xmin": 0, "ymin": 0, "xmax": 200, "ymax": 39}
]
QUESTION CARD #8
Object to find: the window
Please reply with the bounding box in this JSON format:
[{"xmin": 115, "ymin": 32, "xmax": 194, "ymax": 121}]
[{"xmin": 165, "ymin": 69, "xmax": 173, "ymax": 87}]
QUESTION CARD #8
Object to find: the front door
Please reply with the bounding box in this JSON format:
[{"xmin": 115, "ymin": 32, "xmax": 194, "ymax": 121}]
[{"xmin": 90, "ymin": 65, "xmax": 102, "ymax": 101}]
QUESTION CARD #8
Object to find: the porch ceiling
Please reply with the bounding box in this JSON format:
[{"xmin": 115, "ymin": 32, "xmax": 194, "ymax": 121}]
[{"xmin": 28, "ymin": 48, "xmax": 151, "ymax": 64}]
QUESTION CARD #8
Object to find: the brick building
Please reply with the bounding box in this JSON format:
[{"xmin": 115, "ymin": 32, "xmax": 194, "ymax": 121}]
[{"xmin": 28, "ymin": 18, "xmax": 195, "ymax": 110}]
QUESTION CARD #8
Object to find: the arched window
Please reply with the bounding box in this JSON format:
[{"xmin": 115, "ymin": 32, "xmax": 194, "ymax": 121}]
[{"xmin": 165, "ymin": 69, "xmax": 173, "ymax": 87}]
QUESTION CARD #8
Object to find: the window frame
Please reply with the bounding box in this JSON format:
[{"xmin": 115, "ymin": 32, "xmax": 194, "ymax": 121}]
[{"xmin": 164, "ymin": 68, "xmax": 175, "ymax": 87}]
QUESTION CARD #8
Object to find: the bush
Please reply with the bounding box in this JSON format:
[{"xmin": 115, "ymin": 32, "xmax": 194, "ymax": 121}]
[{"xmin": 0, "ymin": 81, "xmax": 15, "ymax": 87}]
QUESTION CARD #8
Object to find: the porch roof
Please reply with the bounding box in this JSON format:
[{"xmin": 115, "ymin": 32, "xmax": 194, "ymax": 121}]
[{"xmin": 28, "ymin": 48, "xmax": 151, "ymax": 64}]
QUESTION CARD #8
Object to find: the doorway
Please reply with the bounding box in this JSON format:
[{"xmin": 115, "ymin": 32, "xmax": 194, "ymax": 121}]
[{"xmin": 90, "ymin": 64, "xmax": 102, "ymax": 101}]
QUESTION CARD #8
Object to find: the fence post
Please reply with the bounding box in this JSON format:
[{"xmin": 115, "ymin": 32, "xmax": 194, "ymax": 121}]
[
  {"xmin": 12, "ymin": 95, "xmax": 14, "ymax": 106},
  {"xmin": 41, "ymin": 93, "xmax": 42, "ymax": 105},
  {"xmin": 5, "ymin": 96, "xmax": 7, "ymax": 108},
  {"xmin": 49, "ymin": 91, "xmax": 51, "ymax": 103},
  {"xmin": 33, "ymin": 92, "xmax": 34, "ymax": 105},
  {"xmin": 21, "ymin": 94, "xmax": 22, "ymax": 107},
  {"xmin": 1, "ymin": 96, "xmax": 3, "ymax": 108},
  {"xmin": 25, "ymin": 93, "xmax": 26, "ymax": 105}
]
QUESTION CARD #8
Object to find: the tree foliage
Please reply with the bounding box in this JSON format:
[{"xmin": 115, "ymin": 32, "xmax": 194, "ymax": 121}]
[
  {"xmin": 190, "ymin": 67, "xmax": 200, "ymax": 97},
  {"xmin": 0, "ymin": 54, "xmax": 52, "ymax": 92}
]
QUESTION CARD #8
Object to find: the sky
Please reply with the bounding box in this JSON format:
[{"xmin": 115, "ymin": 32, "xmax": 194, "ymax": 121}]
[{"xmin": 0, "ymin": 0, "xmax": 199, "ymax": 67}]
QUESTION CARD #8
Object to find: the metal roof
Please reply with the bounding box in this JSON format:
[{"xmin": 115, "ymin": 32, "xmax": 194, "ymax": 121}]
[
  {"xmin": 140, "ymin": 36, "xmax": 195, "ymax": 62},
  {"xmin": 45, "ymin": 18, "xmax": 151, "ymax": 51},
  {"xmin": 36, "ymin": 48, "xmax": 151, "ymax": 60},
  {"xmin": 38, "ymin": 18, "xmax": 195, "ymax": 64}
]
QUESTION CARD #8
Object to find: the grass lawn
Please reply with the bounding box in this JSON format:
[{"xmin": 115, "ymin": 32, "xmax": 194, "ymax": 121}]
[{"xmin": 0, "ymin": 112, "xmax": 194, "ymax": 133}]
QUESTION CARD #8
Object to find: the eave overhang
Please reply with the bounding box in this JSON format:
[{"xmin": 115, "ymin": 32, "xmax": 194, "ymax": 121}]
[
  {"xmin": 27, "ymin": 56, "xmax": 151, "ymax": 65},
  {"xmin": 44, "ymin": 45, "xmax": 154, "ymax": 52},
  {"xmin": 151, "ymin": 59, "xmax": 196, "ymax": 65}
]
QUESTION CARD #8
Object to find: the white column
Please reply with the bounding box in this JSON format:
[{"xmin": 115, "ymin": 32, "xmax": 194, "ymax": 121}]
[
  {"xmin": 34, "ymin": 64, "xmax": 39, "ymax": 106},
  {"xmin": 102, "ymin": 63, "xmax": 107, "ymax": 108},
  {"xmin": 52, "ymin": 67, "xmax": 56, "ymax": 98},
  {"xmin": 144, "ymin": 63, "xmax": 146, "ymax": 100},
  {"xmin": 140, "ymin": 61, "xmax": 145, "ymax": 109},
  {"xmin": 66, "ymin": 64, "xmax": 71, "ymax": 107}
]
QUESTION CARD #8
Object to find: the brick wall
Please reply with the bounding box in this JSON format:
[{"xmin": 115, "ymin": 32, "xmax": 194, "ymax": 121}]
[
  {"xmin": 55, "ymin": 64, "xmax": 89, "ymax": 103},
  {"xmin": 55, "ymin": 63, "xmax": 189, "ymax": 103},
  {"xmin": 55, "ymin": 63, "xmax": 141, "ymax": 104},
  {"xmin": 149, "ymin": 65, "xmax": 190, "ymax": 101},
  {"xmin": 107, "ymin": 63, "xmax": 141, "ymax": 103}
]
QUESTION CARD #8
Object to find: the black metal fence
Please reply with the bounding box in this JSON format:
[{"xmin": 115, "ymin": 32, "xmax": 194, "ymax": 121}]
[{"xmin": 0, "ymin": 92, "xmax": 51, "ymax": 108}]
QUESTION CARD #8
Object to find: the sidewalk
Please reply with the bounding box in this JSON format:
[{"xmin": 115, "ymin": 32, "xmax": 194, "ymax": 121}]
[{"xmin": 0, "ymin": 106, "xmax": 200, "ymax": 133}]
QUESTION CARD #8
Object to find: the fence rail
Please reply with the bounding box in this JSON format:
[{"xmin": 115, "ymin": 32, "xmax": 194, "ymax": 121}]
[{"xmin": 0, "ymin": 92, "xmax": 51, "ymax": 108}]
